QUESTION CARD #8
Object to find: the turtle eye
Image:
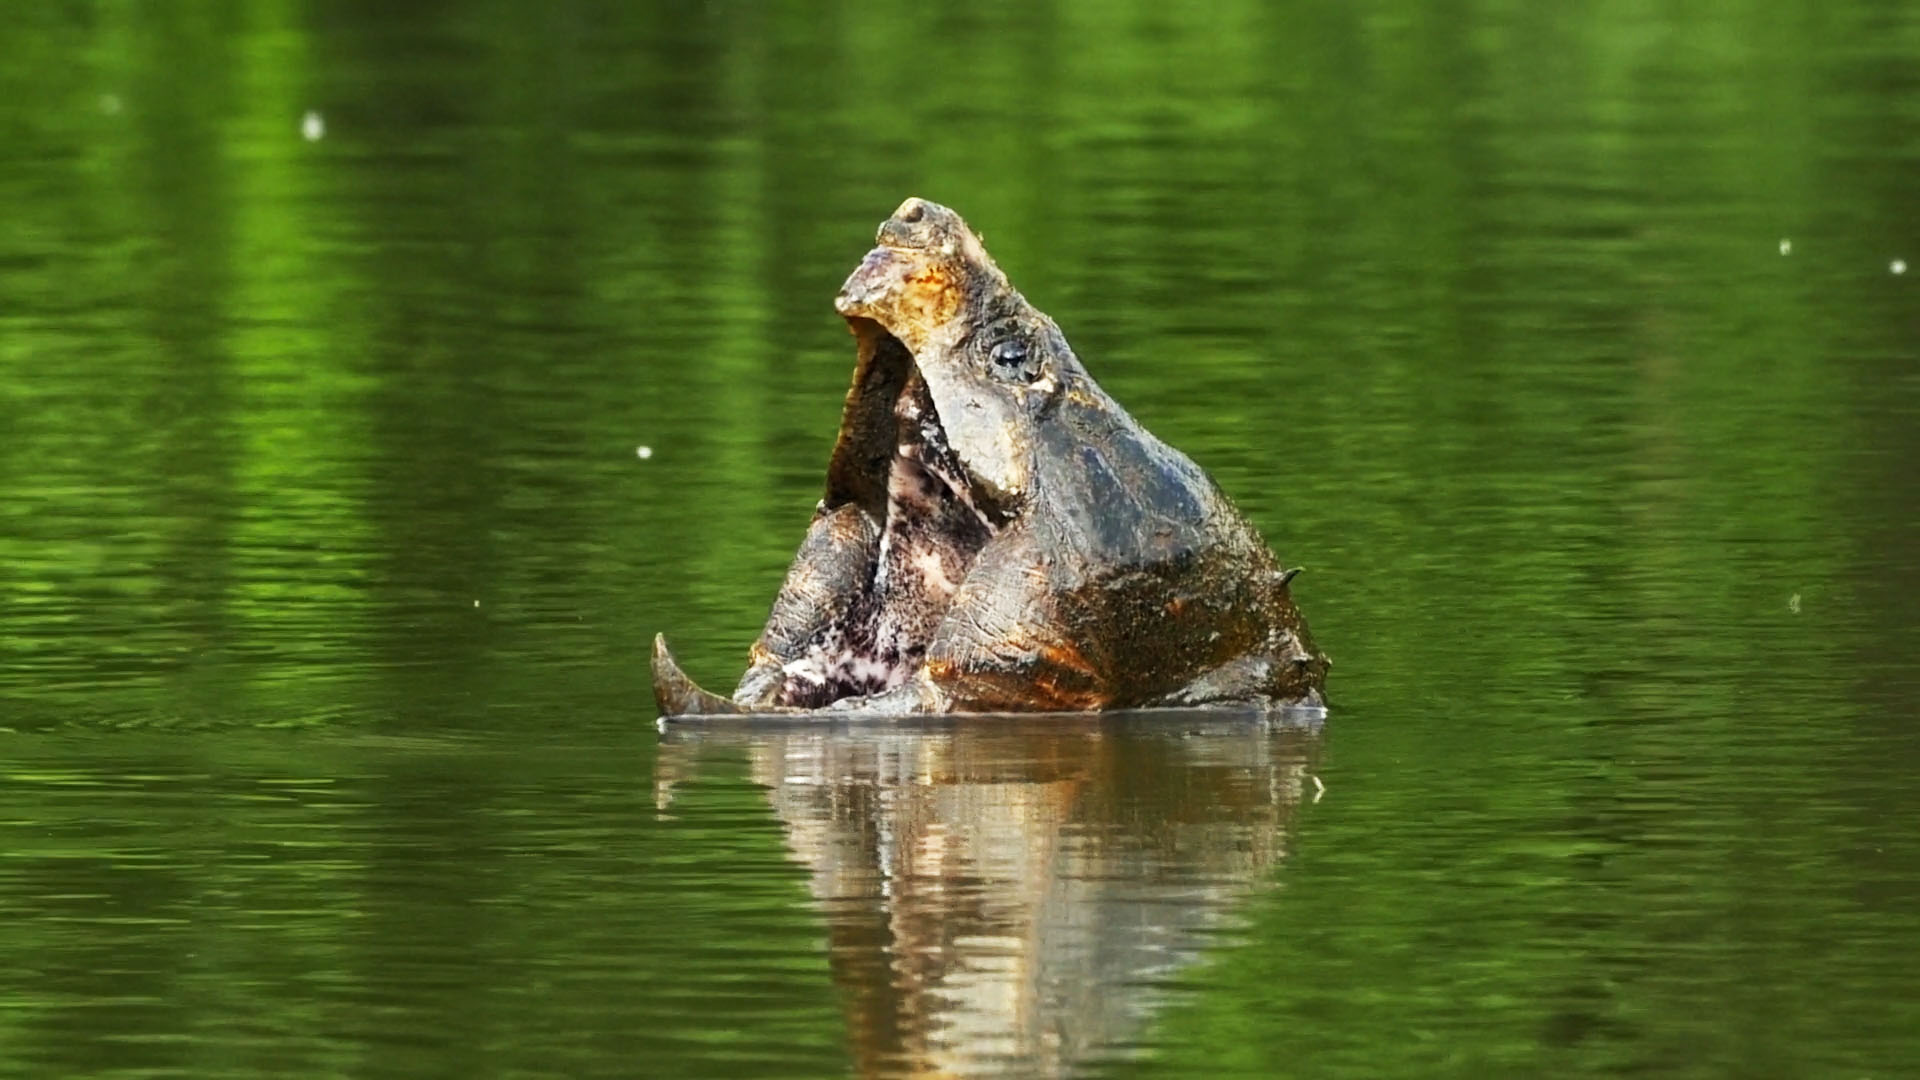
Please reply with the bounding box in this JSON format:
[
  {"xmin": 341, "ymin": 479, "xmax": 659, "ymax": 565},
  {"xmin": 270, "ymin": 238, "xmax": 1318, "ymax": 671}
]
[{"xmin": 988, "ymin": 338, "xmax": 1037, "ymax": 382}]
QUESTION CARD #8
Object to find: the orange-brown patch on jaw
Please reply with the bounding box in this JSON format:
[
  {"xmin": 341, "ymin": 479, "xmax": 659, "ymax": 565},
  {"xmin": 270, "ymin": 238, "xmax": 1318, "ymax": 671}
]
[
  {"xmin": 900, "ymin": 266, "xmax": 962, "ymax": 330},
  {"xmin": 835, "ymin": 250, "xmax": 968, "ymax": 355}
]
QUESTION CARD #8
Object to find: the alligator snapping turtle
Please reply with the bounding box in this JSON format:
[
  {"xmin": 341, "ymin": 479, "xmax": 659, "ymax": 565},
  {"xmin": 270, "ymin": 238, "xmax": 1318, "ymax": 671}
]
[{"xmin": 652, "ymin": 198, "xmax": 1327, "ymax": 717}]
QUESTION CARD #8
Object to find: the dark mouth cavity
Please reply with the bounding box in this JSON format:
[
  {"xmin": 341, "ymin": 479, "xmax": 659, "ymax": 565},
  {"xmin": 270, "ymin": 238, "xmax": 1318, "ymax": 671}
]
[{"xmin": 772, "ymin": 327, "xmax": 1000, "ymax": 707}]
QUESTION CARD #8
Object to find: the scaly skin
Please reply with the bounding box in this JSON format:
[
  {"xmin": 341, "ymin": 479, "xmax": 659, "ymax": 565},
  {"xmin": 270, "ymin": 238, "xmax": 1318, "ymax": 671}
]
[{"xmin": 653, "ymin": 198, "xmax": 1328, "ymax": 717}]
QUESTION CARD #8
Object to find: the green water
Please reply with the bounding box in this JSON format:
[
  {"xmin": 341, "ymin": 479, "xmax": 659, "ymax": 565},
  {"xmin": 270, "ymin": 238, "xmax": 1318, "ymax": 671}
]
[{"xmin": 4, "ymin": 2, "xmax": 1918, "ymax": 1077}]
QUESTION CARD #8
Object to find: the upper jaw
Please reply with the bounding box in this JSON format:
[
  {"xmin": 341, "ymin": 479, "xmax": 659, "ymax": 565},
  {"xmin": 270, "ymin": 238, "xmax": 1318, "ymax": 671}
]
[
  {"xmin": 835, "ymin": 197, "xmax": 983, "ymax": 343},
  {"xmin": 833, "ymin": 240, "xmax": 966, "ymax": 345},
  {"xmin": 833, "ymin": 247, "xmax": 899, "ymax": 321}
]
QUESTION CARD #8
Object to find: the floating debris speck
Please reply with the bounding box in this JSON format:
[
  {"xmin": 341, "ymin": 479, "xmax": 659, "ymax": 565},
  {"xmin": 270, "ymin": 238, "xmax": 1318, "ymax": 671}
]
[
  {"xmin": 1893, "ymin": 258, "xmax": 1908, "ymax": 276},
  {"xmin": 1779, "ymin": 238, "xmax": 1792, "ymax": 256},
  {"xmin": 301, "ymin": 110, "xmax": 325, "ymax": 142},
  {"xmin": 636, "ymin": 445, "xmax": 654, "ymax": 460}
]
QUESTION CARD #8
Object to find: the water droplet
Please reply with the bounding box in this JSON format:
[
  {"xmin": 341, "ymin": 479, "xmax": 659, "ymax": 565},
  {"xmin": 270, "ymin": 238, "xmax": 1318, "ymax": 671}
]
[
  {"xmin": 1892, "ymin": 258, "xmax": 1907, "ymax": 276},
  {"xmin": 99, "ymin": 93, "xmax": 122, "ymax": 116},
  {"xmin": 301, "ymin": 110, "xmax": 325, "ymax": 142},
  {"xmin": 1778, "ymin": 238, "xmax": 1791, "ymax": 256},
  {"xmin": 636, "ymin": 445, "xmax": 654, "ymax": 460},
  {"xmin": 1788, "ymin": 593, "xmax": 1801, "ymax": 614}
]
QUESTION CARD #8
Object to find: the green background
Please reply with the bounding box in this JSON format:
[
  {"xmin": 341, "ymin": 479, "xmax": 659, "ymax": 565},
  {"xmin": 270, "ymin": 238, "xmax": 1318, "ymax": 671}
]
[{"xmin": 2, "ymin": 2, "xmax": 1916, "ymax": 1076}]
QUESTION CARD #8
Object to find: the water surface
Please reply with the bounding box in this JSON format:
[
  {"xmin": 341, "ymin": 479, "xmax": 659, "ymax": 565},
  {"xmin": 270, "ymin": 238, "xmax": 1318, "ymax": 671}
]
[{"xmin": 2, "ymin": 2, "xmax": 1917, "ymax": 1076}]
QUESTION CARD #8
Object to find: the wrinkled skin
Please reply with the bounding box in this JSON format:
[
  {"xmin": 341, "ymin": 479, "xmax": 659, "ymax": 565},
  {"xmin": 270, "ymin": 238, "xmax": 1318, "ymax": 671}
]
[{"xmin": 653, "ymin": 198, "xmax": 1328, "ymax": 717}]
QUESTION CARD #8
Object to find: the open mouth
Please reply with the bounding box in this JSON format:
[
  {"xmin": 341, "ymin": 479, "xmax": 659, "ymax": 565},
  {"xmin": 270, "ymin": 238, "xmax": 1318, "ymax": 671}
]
[
  {"xmin": 655, "ymin": 197, "xmax": 1329, "ymax": 719},
  {"xmin": 770, "ymin": 320, "xmax": 1005, "ymax": 708}
]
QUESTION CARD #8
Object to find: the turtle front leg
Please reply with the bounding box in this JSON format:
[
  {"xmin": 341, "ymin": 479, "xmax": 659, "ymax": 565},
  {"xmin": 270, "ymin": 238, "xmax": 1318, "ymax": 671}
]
[{"xmin": 732, "ymin": 501, "xmax": 881, "ymax": 707}]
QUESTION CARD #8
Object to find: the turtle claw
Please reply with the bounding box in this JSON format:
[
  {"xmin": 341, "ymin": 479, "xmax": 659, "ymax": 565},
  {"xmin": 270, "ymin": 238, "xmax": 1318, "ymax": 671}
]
[{"xmin": 652, "ymin": 635, "xmax": 747, "ymax": 718}]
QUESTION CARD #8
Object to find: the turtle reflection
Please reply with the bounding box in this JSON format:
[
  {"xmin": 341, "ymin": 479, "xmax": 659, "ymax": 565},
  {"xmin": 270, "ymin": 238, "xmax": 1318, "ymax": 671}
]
[{"xmin": 656, "ymin": 713, "xmax": 1320, "ymax": 1076}]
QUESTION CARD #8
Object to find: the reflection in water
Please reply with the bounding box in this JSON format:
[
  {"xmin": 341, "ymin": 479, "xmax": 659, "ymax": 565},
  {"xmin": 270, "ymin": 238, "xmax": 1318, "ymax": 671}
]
[{"xmin": 657, "ymin": 713, "xmax": 1321, "ymax": 1077}]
